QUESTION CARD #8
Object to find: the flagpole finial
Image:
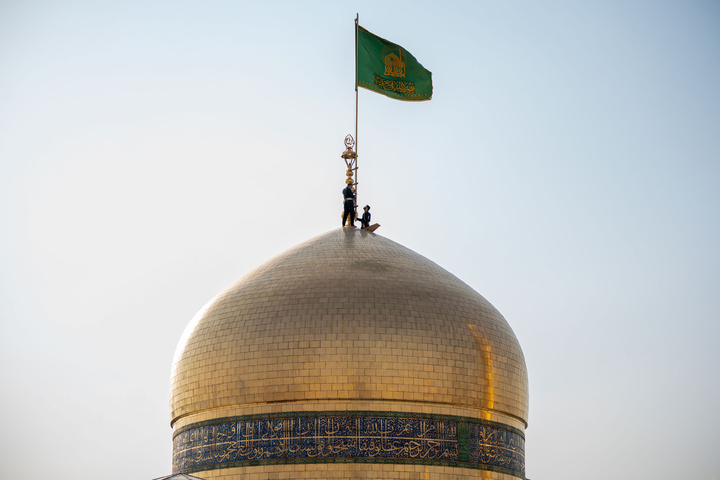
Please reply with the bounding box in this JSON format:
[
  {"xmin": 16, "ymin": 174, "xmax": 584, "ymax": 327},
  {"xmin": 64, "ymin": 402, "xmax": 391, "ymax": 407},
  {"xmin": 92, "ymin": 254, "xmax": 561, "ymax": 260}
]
[{"xmin": 341, "ymin": 134, "xmax": 357, "ymax": 185}]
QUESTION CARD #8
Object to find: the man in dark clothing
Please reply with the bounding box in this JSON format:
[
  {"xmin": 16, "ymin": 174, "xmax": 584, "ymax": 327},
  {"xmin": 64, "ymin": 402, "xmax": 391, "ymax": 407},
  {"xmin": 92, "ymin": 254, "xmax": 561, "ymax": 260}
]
[
  {"xmin": 359, "ymin": 205, "xmax": 371, "ymax": 229},
  {"xmin": 342, "ymin": 183, "xmax": 356, "ymax": 227}
]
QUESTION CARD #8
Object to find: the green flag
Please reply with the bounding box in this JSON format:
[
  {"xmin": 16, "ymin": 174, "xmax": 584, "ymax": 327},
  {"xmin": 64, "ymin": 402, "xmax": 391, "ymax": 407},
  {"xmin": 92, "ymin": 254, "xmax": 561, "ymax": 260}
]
[{"xmin": 356, "ymin": 25, "xmax": 433, "ymax": 101}]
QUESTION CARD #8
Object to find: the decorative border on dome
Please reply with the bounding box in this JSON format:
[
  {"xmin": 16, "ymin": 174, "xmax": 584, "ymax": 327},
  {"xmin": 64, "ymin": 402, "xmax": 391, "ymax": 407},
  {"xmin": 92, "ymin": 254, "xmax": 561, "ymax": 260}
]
[{"xmin": 172, "ymin": 411, "xmax": 524, "ymax": 478}]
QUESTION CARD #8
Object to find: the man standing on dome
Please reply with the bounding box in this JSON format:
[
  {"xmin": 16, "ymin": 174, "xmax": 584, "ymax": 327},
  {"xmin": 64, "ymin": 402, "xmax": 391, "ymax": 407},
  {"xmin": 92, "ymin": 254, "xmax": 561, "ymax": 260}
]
[{"xmin": 342, "ymin": 183, "xmax": 356, "ymax": 227}]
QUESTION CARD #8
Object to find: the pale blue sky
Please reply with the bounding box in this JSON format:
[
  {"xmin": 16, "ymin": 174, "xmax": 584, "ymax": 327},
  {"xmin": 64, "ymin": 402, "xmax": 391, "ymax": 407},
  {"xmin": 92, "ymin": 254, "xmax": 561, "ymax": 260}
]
[{"xmin": 1, "ymin": 1, "xmax": 719, "ymax": 479}]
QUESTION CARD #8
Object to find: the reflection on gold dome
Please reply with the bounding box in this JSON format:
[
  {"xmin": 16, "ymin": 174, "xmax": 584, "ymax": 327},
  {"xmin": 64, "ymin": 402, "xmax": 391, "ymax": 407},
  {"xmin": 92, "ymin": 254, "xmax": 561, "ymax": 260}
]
[{"xmin": 170, "ymin": 228, "xmax": 529, "ymax": 480}]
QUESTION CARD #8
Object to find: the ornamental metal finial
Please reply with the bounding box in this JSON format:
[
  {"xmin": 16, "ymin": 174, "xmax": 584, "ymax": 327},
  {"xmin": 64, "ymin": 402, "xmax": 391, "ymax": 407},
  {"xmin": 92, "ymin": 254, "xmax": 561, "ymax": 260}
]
[
  {"xmin": 341, "ymin": 135, "xmax": 357, "ymax": 164},
  {"xmin": 341, "ymin": 134, "xmax": 357, "ymax": 186}
]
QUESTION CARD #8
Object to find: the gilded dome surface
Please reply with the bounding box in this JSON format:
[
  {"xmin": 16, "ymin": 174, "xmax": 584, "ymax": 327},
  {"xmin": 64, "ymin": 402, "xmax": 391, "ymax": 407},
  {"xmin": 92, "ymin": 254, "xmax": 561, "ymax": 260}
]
[{"xmin": 170, "ymin": 228, "xmax": 529, "ymax": 479}]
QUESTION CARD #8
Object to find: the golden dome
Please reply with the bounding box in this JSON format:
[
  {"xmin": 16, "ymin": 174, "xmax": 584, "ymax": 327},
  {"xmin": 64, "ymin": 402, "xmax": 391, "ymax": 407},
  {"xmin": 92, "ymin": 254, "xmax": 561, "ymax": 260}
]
[{"xmin": 170, "ymin": 228, "xmax": 529, "ymax": 479}]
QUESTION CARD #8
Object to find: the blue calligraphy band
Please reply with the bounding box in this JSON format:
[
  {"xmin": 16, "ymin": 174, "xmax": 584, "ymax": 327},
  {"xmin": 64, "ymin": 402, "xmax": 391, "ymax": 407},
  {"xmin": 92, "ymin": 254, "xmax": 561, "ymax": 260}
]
[{"xmin": 173, "ymin": 412, "xmax": 524, "ymax": 478}]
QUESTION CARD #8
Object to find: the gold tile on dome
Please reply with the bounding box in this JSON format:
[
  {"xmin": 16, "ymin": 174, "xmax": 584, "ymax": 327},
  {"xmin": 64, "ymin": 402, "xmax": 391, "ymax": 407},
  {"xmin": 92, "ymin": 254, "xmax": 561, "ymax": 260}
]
[{"xmin": 169, "ymin": 228, "xmax": 529, "ymax": 479}]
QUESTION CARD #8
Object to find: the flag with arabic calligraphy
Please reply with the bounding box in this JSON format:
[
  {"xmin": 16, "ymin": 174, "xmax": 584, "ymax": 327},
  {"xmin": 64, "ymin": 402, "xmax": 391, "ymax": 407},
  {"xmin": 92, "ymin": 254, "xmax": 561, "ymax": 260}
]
[{"xmin": 356, "ymin": 25, "xmax": 433, "ymax": 101}]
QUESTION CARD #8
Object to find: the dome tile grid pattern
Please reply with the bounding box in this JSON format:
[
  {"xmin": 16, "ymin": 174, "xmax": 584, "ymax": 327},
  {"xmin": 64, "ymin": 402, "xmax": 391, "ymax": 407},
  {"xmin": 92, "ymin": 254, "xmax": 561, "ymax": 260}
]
[{"xmin": 169, "ymin": 228, "xmax": 529, "ymax": 479}]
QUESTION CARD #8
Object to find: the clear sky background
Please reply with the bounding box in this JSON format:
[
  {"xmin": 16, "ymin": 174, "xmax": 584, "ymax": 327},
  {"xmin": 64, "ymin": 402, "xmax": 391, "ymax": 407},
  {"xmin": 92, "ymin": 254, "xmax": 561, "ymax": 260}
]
[{"xmin": 1, "ymin": 1, "xmax": 718, "ymax": 479}]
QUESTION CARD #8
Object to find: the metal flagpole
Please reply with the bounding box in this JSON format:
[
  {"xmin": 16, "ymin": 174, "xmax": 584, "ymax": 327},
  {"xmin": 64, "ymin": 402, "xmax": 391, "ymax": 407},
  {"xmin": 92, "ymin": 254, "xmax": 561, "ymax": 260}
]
[{"xmin": 354, "ymin": 13, "xmax": 359, "ymax": 207}]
